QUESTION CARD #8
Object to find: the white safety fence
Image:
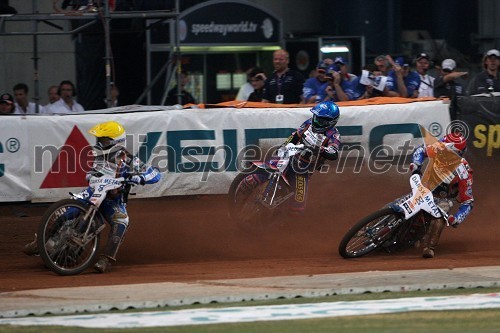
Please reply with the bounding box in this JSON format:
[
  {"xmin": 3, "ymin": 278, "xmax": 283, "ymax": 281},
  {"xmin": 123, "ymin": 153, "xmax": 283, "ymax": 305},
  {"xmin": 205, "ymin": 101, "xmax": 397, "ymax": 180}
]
[{"xmin": 0, "ymin": 293, "xmax": 498, "ymax": 328}]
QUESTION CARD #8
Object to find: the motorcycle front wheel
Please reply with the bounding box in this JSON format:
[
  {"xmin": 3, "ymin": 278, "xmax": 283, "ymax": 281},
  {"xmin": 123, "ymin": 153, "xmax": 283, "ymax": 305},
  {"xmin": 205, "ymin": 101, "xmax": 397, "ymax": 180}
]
[
  {"xmin": 228, "ymin": 168, "xmax": 282, "ymax": 232},
  {"xmin": 37, "ymin": 199, "xmax": 102, "ymax": 275},
  {"xmin": 338, "ymin": 208, "xmax": 404, "ymax": 258}
]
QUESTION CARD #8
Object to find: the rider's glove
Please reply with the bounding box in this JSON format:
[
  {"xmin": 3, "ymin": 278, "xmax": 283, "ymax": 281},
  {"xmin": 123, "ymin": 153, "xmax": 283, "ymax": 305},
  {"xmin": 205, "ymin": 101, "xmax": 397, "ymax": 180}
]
[
  {"xmin": 409, "ymin": 162, "xmax": 422, "ymax": 175},
  {"xmin": 129, "ymin": 175, "xmax": 145, "ymax": 185},
  {"xmin": 277, "ymin": 145, "xmax": 287, "ymax": 158},
  {"xmin": 448, "ymin": 215, "xmax": 459, "ymax": 228}
]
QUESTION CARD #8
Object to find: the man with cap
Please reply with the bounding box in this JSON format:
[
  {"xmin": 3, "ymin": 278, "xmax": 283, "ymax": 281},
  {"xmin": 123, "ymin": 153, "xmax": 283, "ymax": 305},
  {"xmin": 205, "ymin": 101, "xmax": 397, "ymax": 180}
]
[
  {"xmin": 385, "ymin": 56, "xmax": 420, "ymax": 98},
  {"xmin": 434, "ymin": 59, "xmax": 468, "ymax": 98},
  {"xmin": 302, "ymin": 59, "xmax": 332, "ymax": 103},
  {"xmin": 415, "ymin": 53, "xmax": 435, "ymax": 97},
  {"xmin": 319, "ymin": 64, "xmax": 356, "ymax": 102},
  {"xmin": 334, "ymin": 57, "xmax": 357, "ymax": 82},
  {"xmin": 0, "ymin": 93, "xmax": 15, "ymax": 114},
  {"xmin": 247, "ymin": 67, "xmax": 267, "ymax": 102},
  {"xmin": 467, "ymin": 49, "xmax": 500, "ymax": 95}
]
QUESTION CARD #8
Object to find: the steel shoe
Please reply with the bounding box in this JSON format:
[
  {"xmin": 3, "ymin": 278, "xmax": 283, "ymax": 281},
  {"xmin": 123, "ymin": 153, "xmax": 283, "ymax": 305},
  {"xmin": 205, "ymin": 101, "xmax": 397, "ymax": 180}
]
[
  {"xmin": 22, "ymin": 233, "xmax": 39, "ymax": 256},
  {"xmin": 422, "ymin": 247, "xmax": 435, "ymax": 258},
  {"xmin": 94, "ymin": 257, "xmax": 111, "ymax": 273}
]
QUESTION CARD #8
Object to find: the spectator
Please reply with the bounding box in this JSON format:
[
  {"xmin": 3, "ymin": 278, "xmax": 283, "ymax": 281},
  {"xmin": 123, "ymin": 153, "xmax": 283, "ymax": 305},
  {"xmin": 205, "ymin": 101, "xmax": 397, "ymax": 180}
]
[
  {"xmin": 351, "ymin": 63, "xmax": 388, "ymax": 99},
  {"xmin": 262, "ymin": 49, "xmax": 305, "ymax": 104},
  {"xmin": 374, "ymin": 54, "xmax": 391, "ymax": 76},
  {"xmin": 0, "ymin": 93, "xmax": 15, "ymax": 114},
  {"xmin": 385, "ymin": 56, "xmax": 420, "ymax": 98},
  {"xmin": 103, "ymin": 83, "xmax": 120, "ymax": 108},
  {"xmin": 434, "ymin": 59, "xmax": 468, "ymax": 98},
  {"xmin": 467, "ymin": 49, "xmax": 500, "ymax": 95},
  {"xmin": 334, "ymin": 56, "xmax": 357, "ymax": 82},
  {"xmin": 414, "ymin": 53, "xmax": 435, "ymax": 97},
  {"xmin": 247, "ymin": 67, "xmax": 267, "ymax": 102},
  {"xmin": 319, "ymin": 64, "xmax": 356, "ymax": 102},
  {"xmin": 110, "ymin": 84, "xmax": 120, "ymax": 107},
  {"xmin": 166, "ymin": 70, "xmax": 196, "ymax": 106},
  {"xmin": 302, "ymin": 59, "xmax": 332, "ymax": 104},
  {"xmin": 235, "ymin": 67, "xmax": 257, "ymax": 101},
  {"xmin": 46, "ymin": 80, "xmax": 85, "ymax": 113},
  {"xmin": 13, "ymin": 83, "xmax": 45, "ymax": 114},
  {"xmin": 46, "ymin": 85, "xmax": 60, "ymax": 106}
]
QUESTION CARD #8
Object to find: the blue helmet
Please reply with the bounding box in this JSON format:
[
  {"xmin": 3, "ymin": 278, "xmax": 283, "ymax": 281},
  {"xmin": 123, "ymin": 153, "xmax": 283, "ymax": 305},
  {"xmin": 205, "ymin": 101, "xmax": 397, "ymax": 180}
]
[{"xmin": 310, "ymin": 101, "xmax": 340, "ymax": 133}]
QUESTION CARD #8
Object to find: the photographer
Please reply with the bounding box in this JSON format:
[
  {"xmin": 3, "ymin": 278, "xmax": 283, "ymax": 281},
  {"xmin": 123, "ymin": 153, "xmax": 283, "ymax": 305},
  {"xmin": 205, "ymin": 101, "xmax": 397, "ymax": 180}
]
[{"xmin": 319, "ymin": 64, "xmax": 356, "ymax": 102}]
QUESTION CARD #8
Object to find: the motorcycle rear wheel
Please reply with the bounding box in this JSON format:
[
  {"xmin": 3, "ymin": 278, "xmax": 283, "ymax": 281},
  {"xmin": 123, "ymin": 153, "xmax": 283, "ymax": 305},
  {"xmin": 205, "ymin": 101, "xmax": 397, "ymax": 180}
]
[
  {"xmin": 338, "ymin": 208, "xmax": 404, "ymax": 258},
  {"xmin": 228, "ymin": 168, "xmax": 281, "ymax": 232},
  {"xmin": 37, "ymin": 199, "xmax": 102, "ymax": 275}
]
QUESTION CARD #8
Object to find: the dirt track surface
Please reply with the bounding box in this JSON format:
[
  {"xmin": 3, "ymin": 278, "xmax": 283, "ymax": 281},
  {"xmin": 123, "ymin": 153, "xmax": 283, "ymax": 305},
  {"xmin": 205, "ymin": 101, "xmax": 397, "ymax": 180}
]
[{"xmin": 1, "ymin": 158, "xmax": 498, "ymax": 293}]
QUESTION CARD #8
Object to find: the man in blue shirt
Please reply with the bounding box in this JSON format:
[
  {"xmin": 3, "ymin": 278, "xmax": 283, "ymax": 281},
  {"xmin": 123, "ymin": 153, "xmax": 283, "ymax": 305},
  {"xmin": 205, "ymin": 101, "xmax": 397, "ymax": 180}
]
[
  {"xmin": 302, "ymin": 59, "xmax": 332, "ymax": 103},
  {"xmin": 317, "ymin": 65, "xmax": 356, "ymax": 102},
  {"xmin": 386, "ymin": 57, "xmax": 420, "ymax": 98},
  {"xmin": 351, "ymin": 64, "xmax": 387, "ymax": 100}
]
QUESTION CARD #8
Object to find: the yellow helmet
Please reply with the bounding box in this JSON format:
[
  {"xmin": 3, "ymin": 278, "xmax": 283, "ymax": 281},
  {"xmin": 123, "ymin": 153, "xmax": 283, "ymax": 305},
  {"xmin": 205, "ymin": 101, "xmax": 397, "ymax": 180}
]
[{"xmin": 88, "ymin": 121, "xmax": 126, "ymax": 149}]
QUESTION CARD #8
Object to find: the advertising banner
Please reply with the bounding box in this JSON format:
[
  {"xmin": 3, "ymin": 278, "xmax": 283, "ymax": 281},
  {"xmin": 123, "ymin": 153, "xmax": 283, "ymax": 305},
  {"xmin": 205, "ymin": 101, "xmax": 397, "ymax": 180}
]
[
  {"xmin": 178, "ymin": 1, "xmax": 281, "ymax": 45},
  {"xmin": 0, "ymin": 100, "xmax": 451, "ymax": 202},
  {"xmin": 0, "ymin": 117, "xmax": 31, "ymax": 202},
  {"xmin": 455, "ymin": 95, "xmax": 500, "ymax": 159}
]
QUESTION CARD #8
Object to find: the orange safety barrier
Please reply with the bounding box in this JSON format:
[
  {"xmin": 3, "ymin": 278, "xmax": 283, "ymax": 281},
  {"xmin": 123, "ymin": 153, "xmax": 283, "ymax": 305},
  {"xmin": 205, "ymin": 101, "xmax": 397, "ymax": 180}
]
[{"xmin": 184, "ymin": 96, "xmax": 442, "ymax": 109}]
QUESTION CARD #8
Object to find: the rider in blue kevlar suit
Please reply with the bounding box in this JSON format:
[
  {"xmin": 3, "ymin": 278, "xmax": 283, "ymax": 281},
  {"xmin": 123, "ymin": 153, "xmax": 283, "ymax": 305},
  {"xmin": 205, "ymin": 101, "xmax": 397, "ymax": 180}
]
[
  {"xmin": 23, "ymin": 121, "xmax": 161, "ymax": 273},
  {"xmin": 241, "ymin": 101, "xmax": 341, "ymax": 213}
]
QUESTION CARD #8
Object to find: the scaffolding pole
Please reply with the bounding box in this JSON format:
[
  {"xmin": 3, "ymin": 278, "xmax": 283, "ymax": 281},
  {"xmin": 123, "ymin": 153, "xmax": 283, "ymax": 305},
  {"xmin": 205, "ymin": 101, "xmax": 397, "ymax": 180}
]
[{"xmin": 0, "ymin": 5, "xmax": 179, "ymax": 109}]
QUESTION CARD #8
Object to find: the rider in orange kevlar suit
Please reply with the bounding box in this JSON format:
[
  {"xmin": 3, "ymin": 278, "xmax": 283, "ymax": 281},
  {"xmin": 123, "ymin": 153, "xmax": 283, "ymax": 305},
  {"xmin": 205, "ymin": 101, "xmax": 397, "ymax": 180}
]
[{"xmin": 409, "ymin": 133, "xmax": 473, "ymax": 258}]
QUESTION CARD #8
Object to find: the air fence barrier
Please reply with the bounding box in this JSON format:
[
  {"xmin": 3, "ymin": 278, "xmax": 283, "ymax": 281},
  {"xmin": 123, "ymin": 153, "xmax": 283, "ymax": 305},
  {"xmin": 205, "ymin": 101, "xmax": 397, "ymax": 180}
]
[{"xmin": 0, "ymin": 99, "xmax": 452, "ymax": 202}]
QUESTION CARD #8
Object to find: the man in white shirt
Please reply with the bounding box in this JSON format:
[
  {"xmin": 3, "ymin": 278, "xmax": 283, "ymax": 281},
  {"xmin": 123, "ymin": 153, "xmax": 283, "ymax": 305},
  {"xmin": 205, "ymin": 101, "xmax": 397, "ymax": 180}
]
[
  {"xmin": 46, "ymin": 80, "xmax": 85, "ymax": 113},
  {"xmin": 415, "ymin": 53, "xmax": 435, "ymax": 97},
  {"xmin": 45, "ymin": 85, "xmax": 60, "ymax": 108},
  {"xmin": 13, "ymin": 83, "xmax": 46, "ymax": 114},
  {"xmin": 236, "ymin": 67, "xmax": 258, "ymax": 101}
]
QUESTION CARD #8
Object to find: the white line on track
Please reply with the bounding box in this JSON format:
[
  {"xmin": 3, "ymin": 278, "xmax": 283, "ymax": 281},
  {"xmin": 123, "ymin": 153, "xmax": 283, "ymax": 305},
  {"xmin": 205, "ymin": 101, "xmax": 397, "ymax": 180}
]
[{"xmin": 1, "ymin": 293, "xmax": 499, "ymax": 328}]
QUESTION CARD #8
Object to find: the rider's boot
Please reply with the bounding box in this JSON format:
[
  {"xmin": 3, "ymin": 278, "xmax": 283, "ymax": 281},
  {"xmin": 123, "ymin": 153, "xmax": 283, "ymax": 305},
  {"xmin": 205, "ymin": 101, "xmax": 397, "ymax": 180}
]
[
  {"xmin": 22, "ymin": 233, "xmax": 39, "ymax": 256},
  {"xmin": 422, "ymin": 218, "xmax": 446, "ymax": 258},
  {"xmin": 94, "ymin": 256, "xmax": 114, "ymax": 273},
  {"xmin": 94, "ymin": 222, "xmax": 127, "ymax": 273}
]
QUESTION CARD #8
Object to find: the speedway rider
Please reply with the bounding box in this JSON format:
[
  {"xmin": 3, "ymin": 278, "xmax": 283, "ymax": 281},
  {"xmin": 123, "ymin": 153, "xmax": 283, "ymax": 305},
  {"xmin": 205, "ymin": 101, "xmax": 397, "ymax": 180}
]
[
  {"xmin": 241, "ymin": 101, "xmax": 341, "ymax": 213},
  {"xmin": 409, "ymin": 132, "xmax": 473, "ymax": 258},
  {"xmin": 23, "ymin": 121, "xmax": 161, "ymax": 273}
]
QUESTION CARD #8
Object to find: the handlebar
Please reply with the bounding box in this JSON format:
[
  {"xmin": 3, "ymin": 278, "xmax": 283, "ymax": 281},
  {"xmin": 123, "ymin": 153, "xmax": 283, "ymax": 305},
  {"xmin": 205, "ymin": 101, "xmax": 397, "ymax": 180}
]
[
  {"xmin": 121, "ymin": 182, "xmax": 133, "ymax": 204},
  {"xmin": 122, "ymin": 180, "xmax": 138, "ymax": 186}
]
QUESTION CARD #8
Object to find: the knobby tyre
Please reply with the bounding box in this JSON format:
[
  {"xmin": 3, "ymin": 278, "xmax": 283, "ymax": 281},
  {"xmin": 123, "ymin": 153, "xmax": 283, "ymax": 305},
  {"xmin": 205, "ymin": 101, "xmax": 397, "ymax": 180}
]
[
  {"xmin": 338, "ymin": 207, "xmax": 404, "ymax": 258},
  {"xmin": 37, "ymin": 199, "xmax": 102, "ymax": 275},
  {"xmin": 228, "ymin": 168, "xmax": 278, "ymax": 233}
]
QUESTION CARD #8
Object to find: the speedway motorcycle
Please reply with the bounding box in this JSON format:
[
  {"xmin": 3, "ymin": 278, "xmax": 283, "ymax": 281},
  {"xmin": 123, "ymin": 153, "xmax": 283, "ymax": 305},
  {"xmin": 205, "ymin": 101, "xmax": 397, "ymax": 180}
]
[
  {"xmin": 338, "ymin": 173, "xmax": 451, "ymax": 258},
  {"xmin": 36, "ymin": 175, "xmax": 135, "ymax": 275},
  {"xmin": 228, "ymin": 126, "xmax": 325, "ymax": 232}
]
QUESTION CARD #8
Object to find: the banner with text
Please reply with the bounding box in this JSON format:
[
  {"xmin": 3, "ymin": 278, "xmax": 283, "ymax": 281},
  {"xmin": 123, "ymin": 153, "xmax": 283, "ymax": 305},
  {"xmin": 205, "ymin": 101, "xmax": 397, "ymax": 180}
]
[{"xmin": 0, "ymin": 100, "xmax": 450, "ymax": 202}]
